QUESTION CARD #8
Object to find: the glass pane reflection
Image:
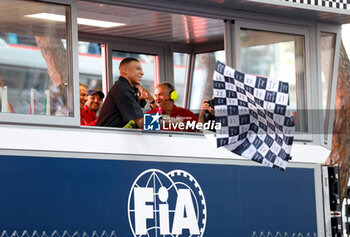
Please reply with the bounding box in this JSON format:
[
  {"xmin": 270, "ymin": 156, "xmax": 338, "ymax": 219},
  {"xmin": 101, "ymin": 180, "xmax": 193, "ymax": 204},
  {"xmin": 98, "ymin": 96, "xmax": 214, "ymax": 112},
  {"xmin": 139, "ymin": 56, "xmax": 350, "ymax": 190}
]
[{"xmin": 0, "ymin": 0, "xmax": 71, "ymax": 116}]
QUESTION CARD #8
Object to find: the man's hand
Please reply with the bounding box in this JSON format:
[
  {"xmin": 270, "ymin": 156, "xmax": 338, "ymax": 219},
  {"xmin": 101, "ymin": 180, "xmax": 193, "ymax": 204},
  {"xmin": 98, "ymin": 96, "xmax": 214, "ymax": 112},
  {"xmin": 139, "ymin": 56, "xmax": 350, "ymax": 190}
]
[
  {"xmin": 201, "ymin": 100, "xmax": 214, "ymax": 116},
  {"xmin": 135, "ymin": 117, "xmax": 143, "ymax": 128},
  {"xmin": 138, "ymin": 85, "xmax": 154, "ymax": 103}
]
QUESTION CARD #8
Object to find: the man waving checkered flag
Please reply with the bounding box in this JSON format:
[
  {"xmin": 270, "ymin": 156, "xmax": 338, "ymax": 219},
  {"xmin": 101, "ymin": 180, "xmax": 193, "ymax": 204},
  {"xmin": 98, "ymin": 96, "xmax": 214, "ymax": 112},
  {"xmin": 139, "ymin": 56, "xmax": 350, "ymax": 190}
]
[{"xmin": 213, "ymin": 61, "xmax": 295, "ymax": 170}]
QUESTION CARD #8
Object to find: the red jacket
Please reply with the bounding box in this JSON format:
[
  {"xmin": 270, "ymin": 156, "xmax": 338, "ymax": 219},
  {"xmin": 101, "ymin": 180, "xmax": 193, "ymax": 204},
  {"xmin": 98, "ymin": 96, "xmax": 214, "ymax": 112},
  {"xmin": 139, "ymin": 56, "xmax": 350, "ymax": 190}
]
[{"xmin": 81, "ymin": 105, "xmax": 98, "ymax": 126}]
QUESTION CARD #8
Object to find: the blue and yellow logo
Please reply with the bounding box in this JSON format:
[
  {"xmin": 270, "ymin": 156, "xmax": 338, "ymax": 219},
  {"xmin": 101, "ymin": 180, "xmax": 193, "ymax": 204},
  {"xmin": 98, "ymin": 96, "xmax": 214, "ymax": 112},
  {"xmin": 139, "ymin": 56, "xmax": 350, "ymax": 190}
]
[{"xmin": 143, "ymin": 113, "xmax": 161, "ymax": 131}]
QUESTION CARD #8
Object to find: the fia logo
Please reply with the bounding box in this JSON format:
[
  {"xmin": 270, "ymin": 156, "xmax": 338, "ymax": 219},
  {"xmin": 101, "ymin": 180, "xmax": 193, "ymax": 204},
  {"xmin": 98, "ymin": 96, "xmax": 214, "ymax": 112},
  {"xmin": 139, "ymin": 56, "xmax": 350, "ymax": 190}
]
[
  {"xmin": 128, "ymin": 169, "xmax": 207, "ymax": 237},
  {"xmin": 143, "ymin": 113, "xmax": 161, "ymax": 131}
]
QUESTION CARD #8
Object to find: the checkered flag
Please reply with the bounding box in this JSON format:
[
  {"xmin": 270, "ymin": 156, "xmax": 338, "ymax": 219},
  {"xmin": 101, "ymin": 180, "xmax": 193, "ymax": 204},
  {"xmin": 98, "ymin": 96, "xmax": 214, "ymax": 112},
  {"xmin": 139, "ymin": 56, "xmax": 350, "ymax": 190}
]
[{"xmin": 213, "ymin": 61, "xmax": 295, "ymax": 170}]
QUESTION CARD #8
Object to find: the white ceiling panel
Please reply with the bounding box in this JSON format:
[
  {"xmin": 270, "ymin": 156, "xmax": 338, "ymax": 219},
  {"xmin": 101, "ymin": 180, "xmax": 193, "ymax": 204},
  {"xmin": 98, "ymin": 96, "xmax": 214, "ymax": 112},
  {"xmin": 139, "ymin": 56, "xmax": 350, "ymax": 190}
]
[{"xmin": 77, "ymin": 1, "xmax": 225, "ymax": 45}]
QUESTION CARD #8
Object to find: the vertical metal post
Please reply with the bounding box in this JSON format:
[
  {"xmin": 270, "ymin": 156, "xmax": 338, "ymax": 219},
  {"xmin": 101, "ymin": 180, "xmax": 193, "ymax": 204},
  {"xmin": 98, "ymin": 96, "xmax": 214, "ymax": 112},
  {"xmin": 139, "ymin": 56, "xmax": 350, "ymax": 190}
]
[
  {"xmin": 224, "ymin": 19, "xmax": 235, "ymax": 68},
  {"xmin": 101, "ymin": 42, "xmax": 113, "ymax": 98},
  {"xmin": 69, "ymin": 0, "xmax": 80, "ymax": 123},
  {"xmin": 183, "ymin": 53, "xmax": 195, "ymax": 109},
  {"xmin": 163, "ymin": 44, "xmax": 174, "ymax": 85}
]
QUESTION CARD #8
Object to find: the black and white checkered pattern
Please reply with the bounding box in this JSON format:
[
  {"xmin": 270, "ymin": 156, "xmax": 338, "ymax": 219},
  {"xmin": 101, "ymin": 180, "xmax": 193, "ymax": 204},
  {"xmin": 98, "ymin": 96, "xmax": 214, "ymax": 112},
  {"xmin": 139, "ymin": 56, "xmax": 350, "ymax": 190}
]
[
  {"xmin": 283, "ymin": 0, "xmax": 350, "ymax": 10},
  {"xmin": 213, "ymin": 61, "xmax": 295, "ymax": 170}
]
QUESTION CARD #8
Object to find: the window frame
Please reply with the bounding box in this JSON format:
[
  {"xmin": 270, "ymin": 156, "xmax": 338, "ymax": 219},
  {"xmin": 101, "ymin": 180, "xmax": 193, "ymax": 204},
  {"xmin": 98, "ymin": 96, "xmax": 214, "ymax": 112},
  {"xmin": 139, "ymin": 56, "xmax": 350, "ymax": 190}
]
[
  {"xmin": 316, "ymin": 23, "xmax": 341, "ymax": 149},
  {"xmin": 108, "ymin": 39, "xmax": 167, "ymax": 90},
  {"xmin": 187, "ymin": 49, "xmax": 225, "ymax": 111},
  {"xmin": 0, "ymin": 0, "xmax": 80, "ymax": 126},
  {"xmin": 78, "ymin": 33, "xmax": 113, "ymax": 102},
  {"xmin": 233, "ymin": 19, "xmax": 314, "ymax": 142},
  {"xmin": 184, "ymin": 40, "xmax": 226, "ymax": 110}
]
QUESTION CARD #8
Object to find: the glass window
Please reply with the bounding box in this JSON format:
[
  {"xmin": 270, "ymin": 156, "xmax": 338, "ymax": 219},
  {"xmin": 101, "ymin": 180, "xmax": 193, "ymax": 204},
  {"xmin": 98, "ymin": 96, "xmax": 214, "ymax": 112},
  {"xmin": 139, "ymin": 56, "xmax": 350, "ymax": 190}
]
[
  {"xmin": 189, "ymin": 50, "xmax": 225, "ymax": 112},
  {"xmin": 173, "ymin": 52, "xmax": 188, "ymax": 107},
  {"xmin": 240, "ymin": 29, "xmax": 307, "ymax": 132},
  {"xmin": 320, "ymin": 32, "xmax": 336, "ymax": 136},
  {"xmin": 112, "ymin": 51, "xmax": 156, "ymax": 94},
  {"xmin": 0, "ymin": 0, "xmax": 72, "ymax": 117},
  {"xmin": 78, "ymin": 41, "xmax": 102, "ymax": 91}
]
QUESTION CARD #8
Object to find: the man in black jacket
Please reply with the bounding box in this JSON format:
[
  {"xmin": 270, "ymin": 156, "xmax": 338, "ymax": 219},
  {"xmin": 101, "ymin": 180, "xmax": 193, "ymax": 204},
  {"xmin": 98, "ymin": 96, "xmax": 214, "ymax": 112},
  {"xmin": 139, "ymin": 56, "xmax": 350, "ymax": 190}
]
[{"xmin": 97, "ymin": 57, "xmax": 154, "ymax": 128}]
